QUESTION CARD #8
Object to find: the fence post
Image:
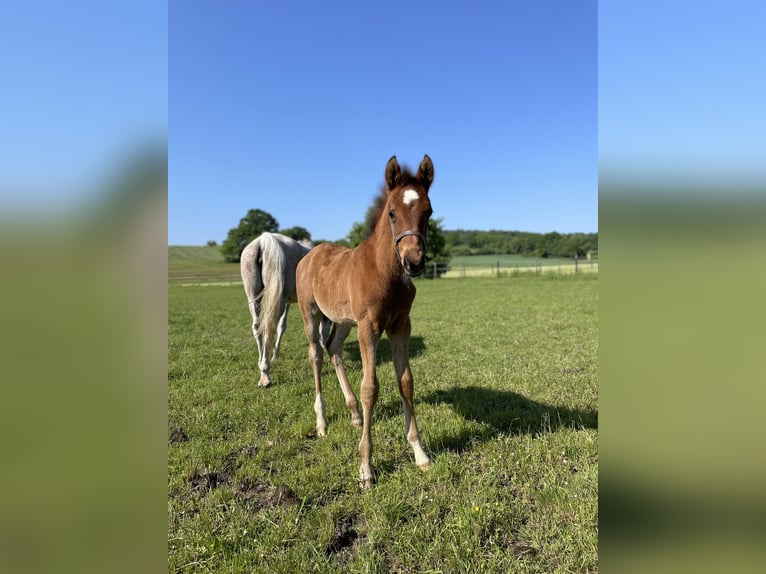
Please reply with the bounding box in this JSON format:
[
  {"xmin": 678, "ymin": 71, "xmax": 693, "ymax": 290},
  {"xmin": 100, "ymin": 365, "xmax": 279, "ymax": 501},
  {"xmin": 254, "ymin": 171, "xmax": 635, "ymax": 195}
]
[
  {"xmin": 574, "ymin": 254, "xmax": 579, "ymax": 273},
  {"xmin": 433, "ymin": 261, "xmax": 437, "ymax": 279},
  {"xmin": 496, "ymin": 260, "xmax": 500, "ymax": 277}
]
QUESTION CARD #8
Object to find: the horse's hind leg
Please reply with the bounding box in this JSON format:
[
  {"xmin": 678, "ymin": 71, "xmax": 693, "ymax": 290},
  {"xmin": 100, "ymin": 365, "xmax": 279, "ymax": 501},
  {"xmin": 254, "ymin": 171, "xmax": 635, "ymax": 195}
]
[
  {"xmin": 272, "ymin": 301, "xmax": 289, "ymax": 361},
  {"xmin": 247, "ymin": 297, "xmax": 271, "ymax": 387},
  {"xmin": 257, "ymin": 337, "xmax": 272, "ymax": 387},
  {"xmin": 301, "ymin": 303, "xmax": 327, "ymax": 435},
  {"xmin": 242, "ymin": 246, "xmax": 268, "ymax": 386},
  {"xmin": 248, "ymin": 298, "xmax": 262, "ymax": 355},
  {"xmin": 389, "ymin": 321, "xmax": 431, "ymax": 470},
  {"xmin": 325, "ymin": 322, "xmax": 362, "ymax": 428},
  {"xmin": 250, "ymin": 295, "xmax": 274, "ymax": 387}
]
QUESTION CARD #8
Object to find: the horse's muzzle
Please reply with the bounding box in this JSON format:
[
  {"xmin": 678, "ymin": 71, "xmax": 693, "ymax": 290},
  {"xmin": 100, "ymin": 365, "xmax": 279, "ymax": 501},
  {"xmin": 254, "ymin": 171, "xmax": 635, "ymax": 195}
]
[
  {"xmin": 394, "ymin": 230, "xmax": 427, "ymax": 277},
  {"xmin": 402, "ymin": 257, "xmax": 426, "ymax": 277},
  {"xmin": 402, "ymin": 251, "xmax": 426, "ymax": 277}
]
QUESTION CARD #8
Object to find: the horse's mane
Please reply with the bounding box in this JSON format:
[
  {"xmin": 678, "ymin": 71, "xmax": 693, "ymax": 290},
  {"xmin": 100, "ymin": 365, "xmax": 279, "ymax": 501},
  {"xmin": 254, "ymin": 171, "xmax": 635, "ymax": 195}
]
[{"xmin": 363, "ymin": 167, "xmax": 421, "ymax": 240}]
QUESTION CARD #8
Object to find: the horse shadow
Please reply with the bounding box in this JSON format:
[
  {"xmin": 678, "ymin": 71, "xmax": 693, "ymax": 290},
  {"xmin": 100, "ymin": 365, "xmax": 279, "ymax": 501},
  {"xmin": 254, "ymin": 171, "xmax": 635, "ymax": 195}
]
[
  {"xmin": 342, "ymin": 336, "xmax": 427, "ymax": 367},
  {"xmin": 416, "ymin": 385, "xmax": 597, "ymax": 453}
]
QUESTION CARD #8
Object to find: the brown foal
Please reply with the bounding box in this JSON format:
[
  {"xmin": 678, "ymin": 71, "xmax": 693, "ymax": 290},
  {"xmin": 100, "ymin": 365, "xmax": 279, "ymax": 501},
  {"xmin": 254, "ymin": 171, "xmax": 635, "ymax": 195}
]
[{"xmin": 295, "ymin": 155, "xmax": 434, "ymax": 487}]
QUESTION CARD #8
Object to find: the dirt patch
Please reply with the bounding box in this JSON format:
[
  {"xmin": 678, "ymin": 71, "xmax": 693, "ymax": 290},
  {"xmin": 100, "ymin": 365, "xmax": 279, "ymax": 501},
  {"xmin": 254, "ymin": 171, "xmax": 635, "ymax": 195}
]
[
  {"xmin": 510, "ymin": 542, "xmax": 538, "ymax": 559},
  {"xmin": 237, "ymin": 476, "xmax": 271, "ymax": 503},
  {"xmin": 169, "ymin": 426, "xmax": 188, "ymax": 443},
  {"xmin": 387, "ymin": 553, "xmax": 417, "ymax": 574},
  {"xmin": 271, "ymin": 484, "xmax": 301, "ymax": 506},
  {"xmin": 325, "ymin": 514, "xmax": 365, "ymax": 557},
  {"xmin": 188, "ymin": 468, "xmax": 301, "ymax": 512},
  {"xmin": 236, "ymin": 477, "xmax": 301, "ymax": 511},
  {"xmin": 222, "ymin": 445, "xmax": 259, "ymax": 472},
  {"xmin": 189, "ymin": 469, "xmax": 232, "ymax": 494}
]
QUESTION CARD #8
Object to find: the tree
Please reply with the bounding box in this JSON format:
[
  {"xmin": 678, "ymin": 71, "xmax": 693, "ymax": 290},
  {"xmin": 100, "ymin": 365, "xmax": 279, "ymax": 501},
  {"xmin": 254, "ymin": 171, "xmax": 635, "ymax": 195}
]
[
  {"xmin": 425, "ymin": 217, "xmax": 450, "ymax": 270},
  {"xmin": 279, "ymin": 226, "xmax": 312, "ymax": 242},
  {"xmin": 344, "ymin": 221, "xmax": 367, "ymax": 248},
  {"xmin": 220, "ymin": 209, "xmax": 279, "ymax": 262},
  {"xmin": 343, "ymin": 199, "xmax": 382, "ymax": 248},
  {"xmin": 535, "ymin": 231, "xmax": 562, "ymax": 258}
]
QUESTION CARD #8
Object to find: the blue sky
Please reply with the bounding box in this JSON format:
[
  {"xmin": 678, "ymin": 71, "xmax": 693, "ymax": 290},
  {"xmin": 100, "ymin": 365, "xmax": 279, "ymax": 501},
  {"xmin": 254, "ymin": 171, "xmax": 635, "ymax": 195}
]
[
  {"xmin": 169, "ymin": 0, "xmax": 597, "ymax": 244},
  {"xmin": 3, "ymin": 2, "xmax": 763, "ymax": 244},
  {"xmin": 0, "ymin": 2, "xmax": 167, "ymax": 204},
  {"xmin": 599, "ymin": 0, "xmax": 766, "ymax": 185}
]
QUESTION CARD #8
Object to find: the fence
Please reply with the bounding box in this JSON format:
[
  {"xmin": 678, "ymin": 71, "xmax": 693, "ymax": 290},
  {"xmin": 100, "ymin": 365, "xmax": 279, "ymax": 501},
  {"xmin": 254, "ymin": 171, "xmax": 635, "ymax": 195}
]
[
  {"xmin": 169, "ymin": 257, "xmax": 597, "ymax": 286},
  {"xmin": 169, "ymin": 274, "xmax": 242, "ymax": 286},
  {"xmin": 430, "ymin": 256, "xmax": 598, "ymax": 279}
]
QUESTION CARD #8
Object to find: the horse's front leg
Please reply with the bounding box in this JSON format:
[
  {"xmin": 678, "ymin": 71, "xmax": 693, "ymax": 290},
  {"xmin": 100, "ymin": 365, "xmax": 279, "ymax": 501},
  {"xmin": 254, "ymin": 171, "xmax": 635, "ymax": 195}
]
[
  {"xmin": 389, "ymin": 319, "xmax": 431, "ymax": 470},
  {"xmin": 357, "ymin": 321, "xmax": 380, "ymax": 488}
]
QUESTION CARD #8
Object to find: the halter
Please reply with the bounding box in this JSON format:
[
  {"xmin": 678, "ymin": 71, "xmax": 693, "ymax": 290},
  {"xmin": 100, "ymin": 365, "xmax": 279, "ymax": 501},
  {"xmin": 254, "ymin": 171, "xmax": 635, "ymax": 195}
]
[
  {"xmin": 390, "ymin": 222, "xmax": 428, "ymax": 270},
  {"xmin": 393, "ymin": 229, "xmax": 428, "ymax": 250}
]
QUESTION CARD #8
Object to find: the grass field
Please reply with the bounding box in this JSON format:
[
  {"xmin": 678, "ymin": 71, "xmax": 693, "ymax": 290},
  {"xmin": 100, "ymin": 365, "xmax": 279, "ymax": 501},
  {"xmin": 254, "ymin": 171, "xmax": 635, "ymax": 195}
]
[
  {"xmin": 442, "ymin": 255, "xmax": 598, "ymax": 278},
  {"xmin": 169, "ymin": 274, "xmax": 598, "ymax": 573},
  {"xmin": 169, "ymin": 246, "xmax": 239, "ymax": 284},
  {"xmin": 168, "ymin": 246, "xmax": 598, "ymax": 284}
]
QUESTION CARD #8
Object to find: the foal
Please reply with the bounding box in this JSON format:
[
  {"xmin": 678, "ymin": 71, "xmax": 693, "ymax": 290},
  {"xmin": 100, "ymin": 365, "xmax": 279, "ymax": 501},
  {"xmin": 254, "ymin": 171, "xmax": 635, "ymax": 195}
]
[{"xmin": 296, "ymin": 155, "xmax": 434, "ymax": 487}]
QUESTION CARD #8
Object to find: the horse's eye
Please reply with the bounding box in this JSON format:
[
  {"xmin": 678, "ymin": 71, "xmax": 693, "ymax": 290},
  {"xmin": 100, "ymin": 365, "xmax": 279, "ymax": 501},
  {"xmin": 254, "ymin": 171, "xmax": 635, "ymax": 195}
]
[{"xmin": 388, "ymin": 210, "xmax": 395, "ymax": 220}]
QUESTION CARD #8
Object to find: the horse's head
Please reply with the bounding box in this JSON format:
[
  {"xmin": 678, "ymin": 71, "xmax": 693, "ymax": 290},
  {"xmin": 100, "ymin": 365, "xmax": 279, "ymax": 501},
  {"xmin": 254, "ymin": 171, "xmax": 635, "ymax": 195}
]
[{"xmin": 384, "ymin": 155, "xmax": 434, "ymax": 277}]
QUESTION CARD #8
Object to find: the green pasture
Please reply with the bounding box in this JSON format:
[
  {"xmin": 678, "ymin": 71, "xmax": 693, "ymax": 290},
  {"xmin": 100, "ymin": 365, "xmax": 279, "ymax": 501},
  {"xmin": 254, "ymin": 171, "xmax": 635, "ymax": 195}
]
[
  {"xmin": 169, "ymin": 245, "xmax": 226, "ymax": 262},
  {"xmin": 169, "ymin": 274, "xmax": 598, "ymax": 572},
  {"xmin": 443, "ymin": 255, "xmax": 598, "ymax": 278},
  {"xmin": 168, "ymin": 246, "xmax": 598, "ymax": 285},
  {"xmin": 169, "ymin": 246, "xmax": 239, "ymax": 284}
]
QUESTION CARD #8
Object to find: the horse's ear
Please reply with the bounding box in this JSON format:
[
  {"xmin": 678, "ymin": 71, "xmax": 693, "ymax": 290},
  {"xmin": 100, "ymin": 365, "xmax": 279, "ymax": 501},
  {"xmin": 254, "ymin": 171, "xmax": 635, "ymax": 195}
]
[
  {"xmin": 418, "ymin": 154, "xmax": 434, "ymax": 188},
  {"xmin": 385, "ymin": 156, "xmax": 400, "ymax": 190}
]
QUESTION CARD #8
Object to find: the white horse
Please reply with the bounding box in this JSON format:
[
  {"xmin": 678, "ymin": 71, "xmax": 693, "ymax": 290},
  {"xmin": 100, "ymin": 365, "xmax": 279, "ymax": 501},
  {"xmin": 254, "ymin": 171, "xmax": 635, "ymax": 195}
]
[{"xmin": 241, "ymin": 232, "xmax": 312, "ymax": 387}]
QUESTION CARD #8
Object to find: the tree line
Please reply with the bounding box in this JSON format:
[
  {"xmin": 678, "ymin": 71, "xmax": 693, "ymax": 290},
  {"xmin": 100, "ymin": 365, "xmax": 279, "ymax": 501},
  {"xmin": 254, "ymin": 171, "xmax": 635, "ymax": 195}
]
[
  {"xmin": 217, "ymin": 207, "xmax": 451, "ymax": 266},
  {"xmin": 444, "ymin": 229, "xmax": 597, "ymax": 258},
  {"xmin": 217, "ymin": 208, "xmax": 596, "ymax": 264}
]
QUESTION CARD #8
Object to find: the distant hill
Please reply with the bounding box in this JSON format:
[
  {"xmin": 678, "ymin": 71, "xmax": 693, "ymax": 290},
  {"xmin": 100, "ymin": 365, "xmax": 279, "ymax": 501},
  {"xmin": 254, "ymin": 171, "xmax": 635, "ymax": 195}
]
[
  {"xmin": 169, "ymin": 245, "xmax": 225, "ymax": 263},
  {"xmin": 168, "ymin": 246, "xmax": 239, "ymax": 284}
]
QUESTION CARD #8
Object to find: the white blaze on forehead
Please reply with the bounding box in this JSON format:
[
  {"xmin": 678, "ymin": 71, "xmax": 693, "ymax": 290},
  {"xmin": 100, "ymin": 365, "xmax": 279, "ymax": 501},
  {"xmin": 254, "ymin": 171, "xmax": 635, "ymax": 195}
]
[{"xmin": 402, "ymin": 189, "xmax": 419, "ymax": 205}]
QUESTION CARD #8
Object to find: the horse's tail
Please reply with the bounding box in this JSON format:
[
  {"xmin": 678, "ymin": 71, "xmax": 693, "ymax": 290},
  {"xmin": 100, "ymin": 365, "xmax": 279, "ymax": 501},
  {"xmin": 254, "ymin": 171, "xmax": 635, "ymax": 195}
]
[
  {"xmin": 256, "ymin": 233, "xmax": 287, "ymax": 361},
  {"xmin": 319, "ymin": 316, "xmax": 335, "ymax": 352}
]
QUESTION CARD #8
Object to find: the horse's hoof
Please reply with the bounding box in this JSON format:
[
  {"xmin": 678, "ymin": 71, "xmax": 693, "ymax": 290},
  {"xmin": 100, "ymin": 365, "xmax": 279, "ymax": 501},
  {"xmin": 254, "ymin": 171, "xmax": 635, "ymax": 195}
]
[
  {"xmin": 351, "ymin": 417, "xmax": 363, "ymax": 429},
  {"xmin": 316, "ymin": 426, "xmax": 327, "ymax": 437},
  {"xmin": 358, "ymin": 468, "xmax": 375, "ymax": 489},
  {"xmin": 257, "ymin": 381, "xmax": 271, "ymax": 388},
  {"xmin": 418, "ymin": 461, "xmax": 432, "ymax": 471}
]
